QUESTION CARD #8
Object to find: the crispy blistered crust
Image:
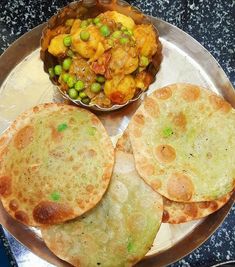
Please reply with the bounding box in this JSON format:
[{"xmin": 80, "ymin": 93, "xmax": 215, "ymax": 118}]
[
  {"xmin": 162, "ymin": 191, "xmax": 233, "ymax": 224},
  {"xmin": 129, "ymin": 83, "xmax": 235, "ymax": 202},
  {"xmin": 0, "ymin": 103, "xmax": 114, "ymax": 226},
  {"xmin": 41, "ymin": 146, "xmax": 163, "ymax": 267},
  {"xmin": 117, "ymin": 125, "xmax": 234, "ymax": 224}
]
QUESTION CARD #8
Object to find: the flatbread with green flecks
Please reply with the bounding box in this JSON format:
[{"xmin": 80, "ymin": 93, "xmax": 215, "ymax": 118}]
[
  {"xmin": 0, "ymin": 103, "xmax": 114, "ymax": 226},
  {"xmin": 41, "ymin": 139, "xmax": 163, "ymax": 267},
  {"xmin": 117, "ymin": 127, "xmax": 233, "ymax": 224},
  {"xmin": 129, "ymin": 83, "xmax": 235, "ymax": 202}
]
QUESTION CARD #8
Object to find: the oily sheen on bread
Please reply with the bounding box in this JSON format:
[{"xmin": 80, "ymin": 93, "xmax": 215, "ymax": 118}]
[
  {"xmin": 41, "ymin": 144, "xmax": 163, "ymax": 267},
  {"xmin": 0, "ymin": 103, "xmax": 114, "ymax": 226},
  {"xmin": 129, "ymin": 84, "xmax": 235, "ymax": 202}
]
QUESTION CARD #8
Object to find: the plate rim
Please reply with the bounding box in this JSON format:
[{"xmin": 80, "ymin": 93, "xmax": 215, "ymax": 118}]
[{"xmin": 0, "ymin": 18, "xmax": 234, "ymax": 267}]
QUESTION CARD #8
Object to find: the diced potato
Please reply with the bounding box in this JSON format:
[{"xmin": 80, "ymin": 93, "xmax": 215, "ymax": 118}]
[
  {"xmin": 90, "ymin": 92, "xmax": 112, "ymax": 107},
  {"xmin": 101, "ymin": 11, "xmax": 135, "ymax": 29},
  {"xmin": 89, "ymin": 42, "xmax": 105, "ymax": 62},
  {"xmin": 48, "ymin": 34, "xmax": 68, "ymax": 56},
  {"xmin": 70, "ymin": 19, "xmax": 81, "ymax": 34},
  {"xmin": 104, "ymin": 75, "xmax": 136, "ymax": 104},
  {"xmin": 71, "ymin": 25, "xmax": 105, "ymax": 59},
  {"xmin": 108, "ymin": 46, "xmax": 139, "ymax": 75},
  {"xmin": 135, "ymin": 71, "xmax": 153, "ymax": 91},
  {"xmin": 133, "ymin": 24, "xmax": 158, "ymax": 58}
]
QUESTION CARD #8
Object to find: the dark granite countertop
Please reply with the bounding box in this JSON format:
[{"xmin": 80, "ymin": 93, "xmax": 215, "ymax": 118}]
[{"xmin": 0, "ymin": 0, "xmax": 234, "ymax": 266}]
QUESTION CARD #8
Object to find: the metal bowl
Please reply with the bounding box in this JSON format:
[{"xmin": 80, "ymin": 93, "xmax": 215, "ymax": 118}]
[
  {"xmin": 1, "ymin": 16, "xmax": 235, "ymax": 267},
  {"xmin": 40, "ymin": 0, "xmax": 162, "ymax": 111}
]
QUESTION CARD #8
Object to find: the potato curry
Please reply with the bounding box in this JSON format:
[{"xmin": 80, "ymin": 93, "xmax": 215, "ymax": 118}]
[{"xmin": 47, "ymin": 11, "xmax": 159, "ymax": 107}]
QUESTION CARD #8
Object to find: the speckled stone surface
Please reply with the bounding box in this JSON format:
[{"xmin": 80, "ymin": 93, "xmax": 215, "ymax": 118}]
[{"xmin": 0, "ymin": 0, "xmax": 234, "ymax": 267}]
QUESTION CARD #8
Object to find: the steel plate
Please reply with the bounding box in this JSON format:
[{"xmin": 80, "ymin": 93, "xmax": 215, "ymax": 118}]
[{"xmin": 0, "ymin": 16, "xmax": 234, "ymax": 267}]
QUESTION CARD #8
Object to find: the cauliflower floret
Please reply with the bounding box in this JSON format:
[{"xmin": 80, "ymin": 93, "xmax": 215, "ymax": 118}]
[
  {"xmin": 48, "ymin": 34, "xmax": 68, "ymax": 56},
  {"xmin": 133, "ymin": 24, "xmax": 158, "ymax": 58},
  {"xmin": 104, "ymin": 75, "xmax": 136, "ymax": 104}
]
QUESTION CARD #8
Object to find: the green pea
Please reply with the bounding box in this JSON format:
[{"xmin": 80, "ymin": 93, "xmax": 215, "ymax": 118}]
[
  {"xmin": 62, "ymin": 73, "xmax": 69, "ymax": 82},
  {"xmin": 67, "ymin": 49, "xmax": 74, "ymax": 57},
  {"xmin": 65, "ymin": 19, "xmax": 74, "ymax": 27},
  {"xmin": 96, "ymin": 75, "xmax": 105, "ymax": 83},
  {"xmin": 79, "ymin": 91, "xmax": 87, "ymax": 98},
  {"xmin": 81, "ymin": 97, "xmax": 90, "ymax": 105},
  {"xmin": 57, "ymin": 123, "xmax": 68, "ymax": 132},
  {"xmin": 48, "ymin": 68, "xmax": 55, "ymax": 78},
  {"xmin": 91, "ymin": 82, "xmax": 101, "ymax": 93},
  {"xmin": 63, "ymin": 36, "xmax": 72, "ymax": 47},
  {"xmin": 124, "ymin": 29, "xmax": 133, "ymax": 36},
  {"xmin": 100, "ymin": 25, "xmax": 111, "ymax": 37},
  {"xmin": 50, "ymin": 191, "xmax": 60, "ymax": 201},
  {"xmin": 54, "ymin": 65, "xmax": 62, "ymax": 75},
  {"xmin": 127, "ymin": 241, "xmax": 134, "ymax": 252},
  {"xmin": 67, "ymin": 75, "xmax": 76, "ymax": 88},
  {"xmin": 62, "ymin": 58, "xmax": 72, "ymax": 70},
  {"xmin": 80, "ymin": 30, "xmax": 90, "ymax": 41},
  {"xmin": 80, "ymin": 20, "xmax": 88, "ymax": 28},
  {"xmin": 87, "ymin": 18, "xmax": 93, "ymax": 24},
  {"xmin": 111, "ymin": 30, "xmax": 122, "ymax": 39},
  {"xmin": 68, "ymin": 88, "xmax": 78, "ymax": 99},
  {"xmin": 96, "ymin": 22, "xmax": 102, "ymax": 28},
  {"xmin": 162, "ymin": 127, "xmax": 173, "ymax": 137},
  {"xmin": 140, "ymin": 56, "xmax": 149, "ymax": 67},
  {"xmin": 75, "ymin": 80, "xmax": 85, "ymax": 91},
  {"xmin": 120, "ymin": 37, "xmax": 129, "ymax": 45},
  {"xmin": 108, "ymin": 39, "xmax": 114, "ymax": 47},
  {"xmin": 93, "ymin": 17, "xmax": 100, "ymax": 25}
]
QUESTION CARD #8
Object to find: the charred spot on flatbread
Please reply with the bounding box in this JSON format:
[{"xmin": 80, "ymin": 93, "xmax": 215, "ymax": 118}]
[
  {"xmin": 33, "ymin": 201, "xmax": 74, "ymax": 224},
  {"xmin": 0, "ymin": 176, "xmax": 12, "ymax": 197},
  {"xmin": 14, "ymin": 125, "xmax": 34, "ymax": 150},
  {"xmin": 167, "ymin": 172, "xmax": 194, "ymax": 202},
  {"xmin": 162, "ymin": 192, "xmax": 232, "ymax": 224}
]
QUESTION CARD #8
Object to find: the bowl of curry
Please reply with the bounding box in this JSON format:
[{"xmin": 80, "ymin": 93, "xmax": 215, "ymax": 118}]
[{"xmin": 40, "ymin": 0, "xmax": 162, "ymax": 111}]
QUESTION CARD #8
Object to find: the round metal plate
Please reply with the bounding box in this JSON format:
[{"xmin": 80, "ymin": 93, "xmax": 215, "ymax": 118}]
[{"xmin": 0, "ymin": 17, "xmax": 234, "ymax": 267}]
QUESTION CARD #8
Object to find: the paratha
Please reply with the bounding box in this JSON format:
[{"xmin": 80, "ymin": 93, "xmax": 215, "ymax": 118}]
[
  {"xmin": 0, "ymin": 103, "xmax": 114, "ymax": 226},
  {"xmin": 162, "ymin": 192, "xmax": 233, "ymax": 224},
  {"xmin": 41, "ymin": 144, "xmax": 163, "ymax": 267},
  {"xmin": 117, "ymin": 127, "xmax": 233, "ymax": 224},
  {"xmin": 129, "ymin": 83, "xmax": 235, "ymax": 202}
]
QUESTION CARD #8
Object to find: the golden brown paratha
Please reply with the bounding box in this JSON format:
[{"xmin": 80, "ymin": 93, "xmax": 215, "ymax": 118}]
[
  {"xmin": 117, "ymin": 127, "xmax": 233, "ymax": 224},
  {"xmin": 162, "ymin": 192, "xmax": 233, "ymax": 224},
  {"xmin": 129, "ymin": 84, "xmax": 235, "ymax": 202},
  {"xmin": 41, "ymin": 141, "xmax": 163, "ymax": 267},
  {"xmin": 0, "ymin": 103, "xmax": 114, "ymax": 226}
]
